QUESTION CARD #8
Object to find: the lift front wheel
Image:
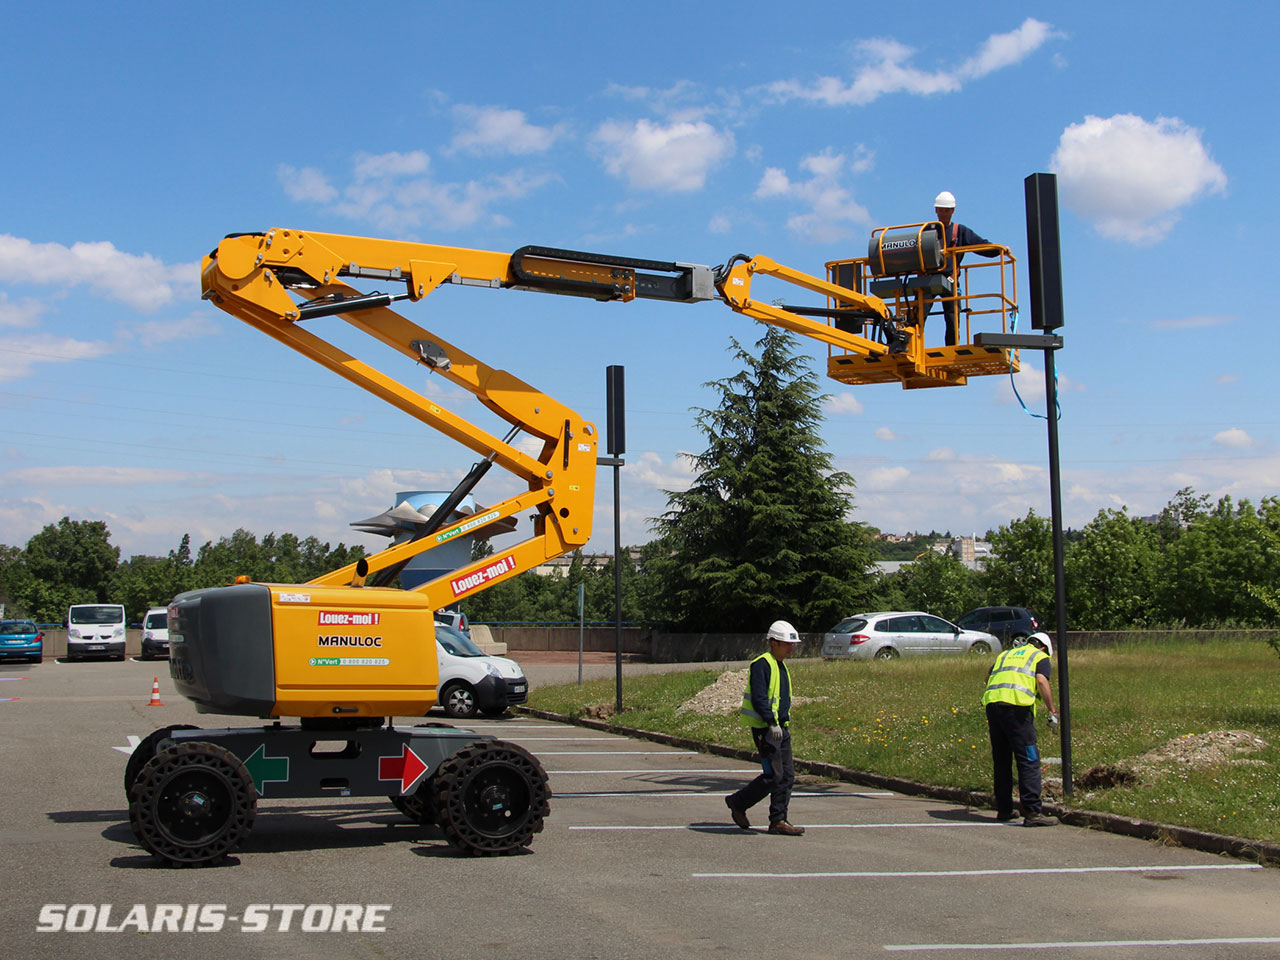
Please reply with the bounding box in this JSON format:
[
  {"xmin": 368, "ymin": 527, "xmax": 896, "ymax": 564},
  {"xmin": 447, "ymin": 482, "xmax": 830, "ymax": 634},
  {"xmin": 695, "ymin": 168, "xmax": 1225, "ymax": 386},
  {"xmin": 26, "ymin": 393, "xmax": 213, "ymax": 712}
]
[
  {"xmin": 124, "ymin": 724, "xmax": 199, "ymax": 798},
  {"xmin": 433, "ymin": 740, "xmax": 550, "ymax": 856},
  {"xmin": 129, "ymin": 741, "xmax": 257, "ymax": 866}
]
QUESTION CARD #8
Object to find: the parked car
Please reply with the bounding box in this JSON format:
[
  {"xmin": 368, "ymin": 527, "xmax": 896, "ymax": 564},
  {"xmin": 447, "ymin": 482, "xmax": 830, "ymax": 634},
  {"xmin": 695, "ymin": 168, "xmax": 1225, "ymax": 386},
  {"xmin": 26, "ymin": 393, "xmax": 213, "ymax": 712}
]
[
  {"xmin": 140, "ymin": 607, "xmax": 170, "ymax": 660},
  {"xmin": 66, "ymin": 603, "xmax": 127, "ymax": 660},
  {"xmin": 820, "ymin": 611, "xmax": 1001, "ymax": 660},
  {"xmin": 955, "ymin": 606, "xmax": 1040, "ymax": 645},
  {"xmin": 435, "ymin": 608, "xmax": 470, "ymax": 636},
  {"xmin": 434, "ymin": 621, "xmax": 527, "ymax": 718},
  {"xmin": 0, "ymin": 620, "xmax": 43, "ymax": 663}
]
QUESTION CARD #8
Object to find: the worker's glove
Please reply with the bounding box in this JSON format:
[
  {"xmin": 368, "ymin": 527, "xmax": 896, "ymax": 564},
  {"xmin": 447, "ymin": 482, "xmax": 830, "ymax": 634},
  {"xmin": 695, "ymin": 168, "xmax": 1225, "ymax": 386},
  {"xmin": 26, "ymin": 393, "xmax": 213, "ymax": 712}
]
[
  {"xmin": 767, "ymin": 724, "xmax": 784, "ymax": 744},
  {"xmin": 1046, "ymin": 712, "xmax": 1061, "ymax": 729}
]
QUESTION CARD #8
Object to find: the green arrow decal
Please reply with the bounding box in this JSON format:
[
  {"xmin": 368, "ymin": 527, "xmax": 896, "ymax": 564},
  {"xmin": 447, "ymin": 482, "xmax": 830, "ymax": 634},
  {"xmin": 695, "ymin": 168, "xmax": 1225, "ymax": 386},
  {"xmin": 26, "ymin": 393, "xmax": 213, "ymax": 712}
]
[{"xmin": 244, "ymin": 743, "xmax": 290, "ymax": 795}]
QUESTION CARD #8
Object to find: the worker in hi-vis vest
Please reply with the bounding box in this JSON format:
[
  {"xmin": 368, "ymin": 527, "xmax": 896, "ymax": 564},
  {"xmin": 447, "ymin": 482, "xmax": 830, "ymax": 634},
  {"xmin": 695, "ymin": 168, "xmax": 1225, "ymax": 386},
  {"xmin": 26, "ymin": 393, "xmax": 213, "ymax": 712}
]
[
  {"xmin": 726, "ymin": 620, "xmax": 805, "ymax": 836},
  {"xmin": 982, "ymin": 631, "xmax": 1061, "ymax": 826}
]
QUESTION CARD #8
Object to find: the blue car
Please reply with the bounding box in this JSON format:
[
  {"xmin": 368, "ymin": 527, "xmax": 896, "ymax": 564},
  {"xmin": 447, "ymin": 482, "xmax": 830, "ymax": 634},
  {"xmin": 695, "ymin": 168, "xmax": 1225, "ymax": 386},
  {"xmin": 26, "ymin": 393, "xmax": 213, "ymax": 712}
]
[{"xmin": 0, "ymin": 620, "xmax": 43, "ymax": 663}]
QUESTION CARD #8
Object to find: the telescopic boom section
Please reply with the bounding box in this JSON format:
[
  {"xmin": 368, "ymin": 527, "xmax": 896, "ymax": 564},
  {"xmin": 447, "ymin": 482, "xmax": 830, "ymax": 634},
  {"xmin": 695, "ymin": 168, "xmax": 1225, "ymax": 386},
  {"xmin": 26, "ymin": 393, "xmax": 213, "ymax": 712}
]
[{"xmin": 200, "ymin": 229, "xmax": 1007, "ymax": 608}]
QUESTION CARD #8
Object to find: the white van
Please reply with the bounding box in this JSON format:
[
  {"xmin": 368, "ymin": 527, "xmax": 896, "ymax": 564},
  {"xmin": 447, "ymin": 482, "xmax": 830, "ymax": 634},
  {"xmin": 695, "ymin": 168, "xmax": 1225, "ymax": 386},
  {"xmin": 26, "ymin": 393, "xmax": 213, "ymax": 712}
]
[
  {"xmin": 66, "ymin": 603, "xmax": 127, "ymax": 660},
  {"xmin": 140, "ymin": 607, "xmax": 170, "ymax": 660},
  {"xmin": 434, "ymin": 621, "xmax": 526, "ymax": 718}
]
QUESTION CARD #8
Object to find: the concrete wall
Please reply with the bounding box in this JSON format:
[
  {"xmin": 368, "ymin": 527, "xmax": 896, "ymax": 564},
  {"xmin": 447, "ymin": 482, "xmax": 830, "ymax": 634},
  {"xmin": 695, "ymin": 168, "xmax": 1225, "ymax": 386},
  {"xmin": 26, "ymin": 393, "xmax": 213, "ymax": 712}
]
[
  {"xmin": 37, "ymin": 628, "xmax": 142, "ymax": 658},
  {"xmin": 493, "ymin": 626, "xmax": 1277, "ymax": 663}
]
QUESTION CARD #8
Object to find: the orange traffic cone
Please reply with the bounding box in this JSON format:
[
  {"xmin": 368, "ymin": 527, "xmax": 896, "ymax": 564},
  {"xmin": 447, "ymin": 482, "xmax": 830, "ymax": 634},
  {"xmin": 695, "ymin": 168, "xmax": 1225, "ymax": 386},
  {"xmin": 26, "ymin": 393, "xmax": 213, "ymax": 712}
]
[{"xmin": 146, "ymin": 677, "xmax": 164, "ymax": 707}]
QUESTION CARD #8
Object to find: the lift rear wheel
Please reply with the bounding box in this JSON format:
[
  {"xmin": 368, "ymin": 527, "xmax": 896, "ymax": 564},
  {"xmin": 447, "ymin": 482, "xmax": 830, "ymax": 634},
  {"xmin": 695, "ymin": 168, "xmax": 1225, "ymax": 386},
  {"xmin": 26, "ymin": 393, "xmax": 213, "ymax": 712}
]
[
  {"xmin": 390, "ymin": 784, "xmax": 438, "ymax": 825},
  {"xmin": 433, "ymin": 740, "xmax": 550, "ymax": 856},
  {"xmin": 129, "ymin": 741, "xmax": 257, "ymax": 866},
  {"xmin": 124, "ymin": 724, "xmax": 199, "ymax": 798}
]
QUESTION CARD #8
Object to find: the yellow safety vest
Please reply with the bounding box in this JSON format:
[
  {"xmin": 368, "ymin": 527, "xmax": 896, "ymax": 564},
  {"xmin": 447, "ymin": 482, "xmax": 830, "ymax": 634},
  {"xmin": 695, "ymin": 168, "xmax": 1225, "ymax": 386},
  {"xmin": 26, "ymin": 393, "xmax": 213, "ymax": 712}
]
[
  {"xmin": 981, "ymin": 645, "xmax": 1047, "ymax": 709},
  {"xmin": 739, "ymin": 652, "xmax": 787, "ymax": 729}
]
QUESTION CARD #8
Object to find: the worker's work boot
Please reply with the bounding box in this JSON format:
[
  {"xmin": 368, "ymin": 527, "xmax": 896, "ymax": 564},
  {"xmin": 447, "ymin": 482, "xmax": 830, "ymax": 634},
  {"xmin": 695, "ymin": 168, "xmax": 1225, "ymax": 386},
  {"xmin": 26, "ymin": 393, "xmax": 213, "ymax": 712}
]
[
  {"xmin": 1023, "ymin": 813, "xmax": 1059, "ymax": 827},
  {"xmin": 768, "ymin": 820, "xmax": 805, "ymax": 836},
  {"xmin": 725, "ymin": 797, "xmax": 751, "ymax": 831}
]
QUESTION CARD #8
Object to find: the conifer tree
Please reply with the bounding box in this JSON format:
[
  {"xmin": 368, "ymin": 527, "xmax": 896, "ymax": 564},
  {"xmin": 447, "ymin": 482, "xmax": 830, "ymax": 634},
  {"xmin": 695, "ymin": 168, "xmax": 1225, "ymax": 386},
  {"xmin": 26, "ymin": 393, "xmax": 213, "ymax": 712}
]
[{"xmin": 650, "ymin": 326, "xmax": 876, "ymax": 632}]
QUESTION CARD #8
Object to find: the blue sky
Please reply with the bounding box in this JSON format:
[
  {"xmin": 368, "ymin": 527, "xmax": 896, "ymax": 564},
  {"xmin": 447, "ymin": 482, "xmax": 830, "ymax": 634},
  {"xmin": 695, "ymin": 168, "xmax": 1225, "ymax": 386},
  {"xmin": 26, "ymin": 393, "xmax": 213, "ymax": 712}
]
[{"xmin": 2, "ymin": 1, "xmax": 1275, "ymax": 563}]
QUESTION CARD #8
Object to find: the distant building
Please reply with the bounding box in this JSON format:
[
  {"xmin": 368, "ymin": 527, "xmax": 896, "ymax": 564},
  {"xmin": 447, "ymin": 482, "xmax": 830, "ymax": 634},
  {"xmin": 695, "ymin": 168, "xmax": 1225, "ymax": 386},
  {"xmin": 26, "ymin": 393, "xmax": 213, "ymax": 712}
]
[{"xmin": 532, "ymin": 549, "xmax": 642, "ymax": 578}]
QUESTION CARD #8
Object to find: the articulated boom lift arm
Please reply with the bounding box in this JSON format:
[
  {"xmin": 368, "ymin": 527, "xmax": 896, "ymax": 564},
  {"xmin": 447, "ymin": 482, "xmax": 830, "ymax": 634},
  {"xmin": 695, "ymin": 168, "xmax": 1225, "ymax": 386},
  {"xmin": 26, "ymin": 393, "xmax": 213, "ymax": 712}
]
[{"xmin": 200, "ymin": 229, "xmax": 980, "ymax": 610}]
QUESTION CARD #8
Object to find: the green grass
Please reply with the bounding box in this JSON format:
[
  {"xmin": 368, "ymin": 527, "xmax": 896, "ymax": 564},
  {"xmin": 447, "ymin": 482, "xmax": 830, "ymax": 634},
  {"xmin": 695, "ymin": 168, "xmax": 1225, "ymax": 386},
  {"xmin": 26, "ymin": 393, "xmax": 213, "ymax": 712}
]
[{"xmin": 528, "ymin": 638, "xmax": 1280, "ymax": 844}]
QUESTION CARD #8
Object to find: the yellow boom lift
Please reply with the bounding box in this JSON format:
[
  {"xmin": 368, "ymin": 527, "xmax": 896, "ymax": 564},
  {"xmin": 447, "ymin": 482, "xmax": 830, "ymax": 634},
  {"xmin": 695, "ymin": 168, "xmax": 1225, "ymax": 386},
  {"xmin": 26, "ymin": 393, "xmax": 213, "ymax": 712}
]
[{"xmin": 123, "ymin": 225, "xmax": 1017, "ymax": 865}]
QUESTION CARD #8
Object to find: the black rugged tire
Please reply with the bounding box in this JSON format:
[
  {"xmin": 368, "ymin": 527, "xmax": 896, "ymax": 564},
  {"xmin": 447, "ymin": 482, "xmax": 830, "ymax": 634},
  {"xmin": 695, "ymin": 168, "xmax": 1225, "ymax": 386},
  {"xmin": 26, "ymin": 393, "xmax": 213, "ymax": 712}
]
[
  {"xmin": 874, "ymin": 646, "xmax": 900, "ymax": 660},
  {"xmin": 128, "ymin": 741, "xmax": 257, "ymax": 866},
  {"xmin": 124, "ymin": 724, "xmax": 200, "ymax": 797},
  {"xmin": 969, "ymin": 641, "xmax": 992, "ymax": 655},
  {"xmin": 433, "ymin": 740, "xmax": 550, "ymax": 856},
  {"xmin": 390, "ymin": 784, "xmax": 439, "ymax": 825}
]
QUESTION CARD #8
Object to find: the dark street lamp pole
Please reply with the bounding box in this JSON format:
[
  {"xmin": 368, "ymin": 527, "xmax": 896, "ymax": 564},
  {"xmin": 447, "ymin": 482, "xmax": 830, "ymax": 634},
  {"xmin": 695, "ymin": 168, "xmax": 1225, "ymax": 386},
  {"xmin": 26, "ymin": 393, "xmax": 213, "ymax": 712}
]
[{"xmin": 973, "ymin": 171, "xmax": 1072, "ymax": 798}]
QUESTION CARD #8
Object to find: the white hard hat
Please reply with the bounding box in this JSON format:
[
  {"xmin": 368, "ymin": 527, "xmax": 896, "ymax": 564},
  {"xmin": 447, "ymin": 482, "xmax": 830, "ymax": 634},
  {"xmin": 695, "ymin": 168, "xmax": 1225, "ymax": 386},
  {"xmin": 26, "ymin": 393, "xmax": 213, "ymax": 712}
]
[
  {"xmin": 767, "ymin": 620, "xmax": 801, "ymax": 643},
  {"xmin": 1027, "ymin": 632, "xmax": 1053, "ymax": 657},
  {"xmin": 934, "ymin": 190, "xmax": 956, "ymax": 209}
]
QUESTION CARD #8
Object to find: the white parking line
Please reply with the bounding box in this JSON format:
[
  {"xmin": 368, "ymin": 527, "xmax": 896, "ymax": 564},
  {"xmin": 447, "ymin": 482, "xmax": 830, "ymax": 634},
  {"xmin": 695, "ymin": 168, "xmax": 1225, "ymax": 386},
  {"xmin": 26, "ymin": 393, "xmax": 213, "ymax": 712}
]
[
  {"xmin": 571, "ymin": 822, "xmax": 1006, "ymax": 831},
  {"xmin": 883, "ymin": 936, "xmax": 1280, "ymax": 952},
  {"xmin": 557, "ymin": 790, "xmax": 895, "ymax": 799},
  {"xmin": 547, "ymin": 768, "xmax": 750, "ymax": 775},
  {"xmin": 536, "ymin": 751, "xmax": 699, "ymax": 756},
  {"xmin": 491, "ymin": 742, "xmax": 627, "ymax": 747},
  {"xmin": 695, "ymin": 864, "xmax": 1263, "ymax": 879}
]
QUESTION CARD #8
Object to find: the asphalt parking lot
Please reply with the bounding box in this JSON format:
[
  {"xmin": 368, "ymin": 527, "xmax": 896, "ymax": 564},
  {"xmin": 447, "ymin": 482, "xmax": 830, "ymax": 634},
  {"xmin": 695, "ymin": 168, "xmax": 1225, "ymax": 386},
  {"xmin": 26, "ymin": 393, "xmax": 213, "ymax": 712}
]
[{"xmin": 3, "ymin": 656, "xmax": 1279, "ymax": 959}]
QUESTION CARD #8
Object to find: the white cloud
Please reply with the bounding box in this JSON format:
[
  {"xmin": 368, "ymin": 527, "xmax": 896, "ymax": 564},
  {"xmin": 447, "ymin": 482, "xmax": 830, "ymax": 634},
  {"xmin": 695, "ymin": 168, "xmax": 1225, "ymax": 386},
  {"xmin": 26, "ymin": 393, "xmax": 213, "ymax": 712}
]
[
  {"xmin": 0, "ymin": 292, "xmax": 46, "ymax": 328},
  {"xmin": 277, "ymin": 164, "xmax": 337, "ymax": 203},
  {"xmin": 1150, "ymin": 313, "xmax": 1232, "ymax": 330},
  {"xmin": 764, "ymin": 19, "xmax": 1054, "ymax": 106},
  {"xmin": 824, "ymin": 392, "xmax": 864, "ymax": 416},
  {"xmin": 450, "ymin": 106, "xmax": 560, "ymax": 155},
  {"xmin": 956, "ymin": 18, "xmax": 1058, "ymax": 79},
  {"xmin": 4, "ymin": 466, "xmax": 196, "ymax": 487},
  {"xmin": 874, "ymin": 426, "xmax": 896, "ymax": 441},
  {"xmin": 995, "ymin": 359, "xmax": 1080, "ymax": 408},
  {"xmin": 0, "ymin": 332, "xmax": 114, "ymax": 382},
  {"xmin": 0, "ymin": 234, "xmax": 194, "ymax": 312},
  {"xmin": 1213, "ymin": 428, "xmax": 1252, "ymax": 449},
  {"xmin": 708, "ymin": 214, "xmax": 732, "ymax": 234},
  {"xmin": 1216, "ymin": 373, "xmax": 1239, "ymax": 385},
  {"xmin": 121, "ymin": 309, "xmax": 221, "ymax": 347},
  {"xmin": 283, "ymin": 151, "xmax": 555, "ymax": 231},
  {"xmin": 926, "ymin": 447, "xmax": 956, "ymax": 461},
  {"xmin": 353, "ymin": 150, "xmax": 431, "ymax": 180},
  {"xmin": 1050, "ymin": 114, "xmax": 1227, "ymax": 244},
  {"xmin": 754, "ymin": 148, "xmax": 872, "ymax": 243},
  {"xmin": 592, "ymin": 119, "xmax": 734, "ymax": 192},
  {"xmin": 863, "ymin": 465, "xmax": 910, "ymax": 490},
  {"xmin": 628, "ymin": 451, "xmax": 695, "ymax": 492}
]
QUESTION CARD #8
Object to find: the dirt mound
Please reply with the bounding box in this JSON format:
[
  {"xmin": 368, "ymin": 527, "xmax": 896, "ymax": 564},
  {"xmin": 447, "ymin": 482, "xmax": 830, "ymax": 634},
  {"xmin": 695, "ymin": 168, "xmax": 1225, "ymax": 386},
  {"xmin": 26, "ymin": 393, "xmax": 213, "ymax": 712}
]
[
  {"xmin": 1077, "ymin": 730, "xmax": 1269, "ymax": 788},
  {"xmin": 675, "ymin": 669, "xmax": 828, "ymax": 716},
  {"xmin": 676, "ymin": 669, "xmax": 750, "ymax": 716}
]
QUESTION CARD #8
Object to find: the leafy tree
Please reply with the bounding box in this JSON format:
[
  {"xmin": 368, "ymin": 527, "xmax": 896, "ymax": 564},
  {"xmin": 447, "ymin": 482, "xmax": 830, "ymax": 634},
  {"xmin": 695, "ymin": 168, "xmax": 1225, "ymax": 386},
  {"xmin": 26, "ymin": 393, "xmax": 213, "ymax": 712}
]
[
  {"xmin": 648, "ymin": 327, "xmax": 877, "ymax": 632},
  {"xmin": 4, "ymin": 518, "xmax": 120, "ymax": 621},
  {"xmin": 1065, "ymin": 508, "xmax": 1160, "ymax": 629},
  {"xmin": 1159, "ymin": 494, "xmax": 1279, "ymax": 626},
  {"xmin": 980, "ymin": 510, "xmax": 1055, "ymax": 619}
]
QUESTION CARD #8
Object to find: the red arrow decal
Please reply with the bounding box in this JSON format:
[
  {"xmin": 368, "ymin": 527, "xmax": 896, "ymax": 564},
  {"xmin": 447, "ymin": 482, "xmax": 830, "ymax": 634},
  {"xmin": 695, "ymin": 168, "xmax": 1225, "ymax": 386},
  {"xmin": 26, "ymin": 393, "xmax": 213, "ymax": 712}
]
[{"xmin": 378, "ymin": 745, "xmax": 428, "ymax": 794}]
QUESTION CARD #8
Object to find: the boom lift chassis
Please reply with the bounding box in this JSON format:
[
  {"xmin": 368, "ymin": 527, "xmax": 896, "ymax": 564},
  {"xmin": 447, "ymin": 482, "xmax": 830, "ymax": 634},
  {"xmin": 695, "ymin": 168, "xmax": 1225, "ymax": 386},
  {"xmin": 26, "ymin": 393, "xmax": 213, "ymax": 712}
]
[{"xmin": 123, "ymin": 228, "xmax": 1017, "ymax": 865}]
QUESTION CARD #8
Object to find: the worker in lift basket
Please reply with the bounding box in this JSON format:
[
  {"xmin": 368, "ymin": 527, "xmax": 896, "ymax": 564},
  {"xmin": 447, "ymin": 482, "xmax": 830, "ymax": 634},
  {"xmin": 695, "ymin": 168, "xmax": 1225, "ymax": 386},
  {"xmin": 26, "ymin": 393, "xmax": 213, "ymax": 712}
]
[
  {"xmin": 725, "ymin": 620, "xmax": 805, "ymax": 836},
  {"xmin": 928, "ymin": 190, "xmax": 1001, "ymax": 346},
  {"xmin": 982, "ymin": 631, "xmax": 1061, "ymax": 826}
]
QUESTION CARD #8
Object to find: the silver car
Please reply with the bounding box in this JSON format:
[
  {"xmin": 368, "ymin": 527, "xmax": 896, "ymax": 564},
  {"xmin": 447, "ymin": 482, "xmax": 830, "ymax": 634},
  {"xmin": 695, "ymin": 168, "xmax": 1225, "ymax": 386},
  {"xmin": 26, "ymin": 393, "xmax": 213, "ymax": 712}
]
[{"xmin": 820, "ymin": 611, "xmax": 1001, "ymax": 660}]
